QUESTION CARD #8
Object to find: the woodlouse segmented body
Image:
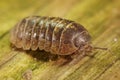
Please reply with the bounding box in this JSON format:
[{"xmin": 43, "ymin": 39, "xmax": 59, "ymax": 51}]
[{"xmin": 10, "ymin": 16, "xmax": 92, "ymax": 55}]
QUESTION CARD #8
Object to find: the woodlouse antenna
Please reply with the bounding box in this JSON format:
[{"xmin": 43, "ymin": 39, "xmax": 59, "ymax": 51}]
[
  {"xmin": 93, "ymin": 47, "xmax": 108, "ymax": 50},
  {"xmin": 93, "ymin": 46, "xmax": 114, "ymax": 56}
]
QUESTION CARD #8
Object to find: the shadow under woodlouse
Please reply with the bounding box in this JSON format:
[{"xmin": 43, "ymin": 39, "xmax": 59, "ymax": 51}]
[
  {"xmin": 11, "ymin": 44, "xmax": 73, "ymax": 66},
  {"xmin": 26, "ymin": 50, "xmax": 58, "ymax": 62},
  {"xmin": 26, "ymin": 50, "xmax": 73, "ymax": 66}
]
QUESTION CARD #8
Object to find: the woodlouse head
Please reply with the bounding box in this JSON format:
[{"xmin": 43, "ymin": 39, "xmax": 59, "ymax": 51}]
[
  {"xmin": 73, "ymin": 31, "xmax": 92, "ymax": 52},
  {"xmin": 73, "ymin": 30, "xmax": 107, "ymax": 53}
]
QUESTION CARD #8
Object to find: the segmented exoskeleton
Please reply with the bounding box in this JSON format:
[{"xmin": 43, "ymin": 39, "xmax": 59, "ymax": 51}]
[{"xmin": 10, "ymin": 16, "xmax": 93, "ymax": 55}]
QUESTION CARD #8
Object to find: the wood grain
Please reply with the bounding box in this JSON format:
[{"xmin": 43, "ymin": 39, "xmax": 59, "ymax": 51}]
[{"xmin": 0, "ymin": 0, "xmax": 120, "ymax": 80}]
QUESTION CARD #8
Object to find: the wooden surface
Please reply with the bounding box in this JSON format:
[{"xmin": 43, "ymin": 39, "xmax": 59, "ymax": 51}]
[{"xmin": 0, "ymin": 0, "xmax": 120, "ymax": 80}]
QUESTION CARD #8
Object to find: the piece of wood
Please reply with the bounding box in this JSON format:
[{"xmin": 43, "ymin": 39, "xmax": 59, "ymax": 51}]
[{"xmin": 0, "ymin": 0, "xmax": 120, "ymax": 80}]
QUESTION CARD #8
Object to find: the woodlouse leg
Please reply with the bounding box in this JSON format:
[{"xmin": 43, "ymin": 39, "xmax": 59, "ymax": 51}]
[
  {"xmin": 52, "ymin": 55, "xmax": 72, "ymax": 66},
  {"xmin": 48, "ymin": 54, "xmax": 58, "ymax": 62},
  {"xmin": 83, "ymin": 52, "xmax": 95, "ymax": 58},
  {"xmin": 68, "ymin": 51, "xmax": 86, "ymax": 65}
]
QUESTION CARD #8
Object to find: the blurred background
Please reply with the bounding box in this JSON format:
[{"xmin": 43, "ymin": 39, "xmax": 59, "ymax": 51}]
[
  {"xmin": 0, "ymin": 0, "xmax": 120, "ymax": 40},
  {"xmin": 0, "ymin": 0, "xmax": 120, "ymax": 80}
]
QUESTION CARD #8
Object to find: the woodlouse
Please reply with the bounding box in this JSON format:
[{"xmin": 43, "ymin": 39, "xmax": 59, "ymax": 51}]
[{"xmin": 10, "ymin": 16, "xmax": 107, "ymax": 56}]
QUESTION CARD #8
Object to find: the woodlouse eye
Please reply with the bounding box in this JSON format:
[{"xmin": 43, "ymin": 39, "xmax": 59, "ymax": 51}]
[{"xmin": 73, "ymin": 37, "xmax": 81, "ymax": 47}]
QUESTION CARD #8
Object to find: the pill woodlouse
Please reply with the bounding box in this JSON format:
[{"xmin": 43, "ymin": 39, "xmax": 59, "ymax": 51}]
[{"xmin": 10, "ymin": 16, "xmax": 107, "ymax": 56}]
